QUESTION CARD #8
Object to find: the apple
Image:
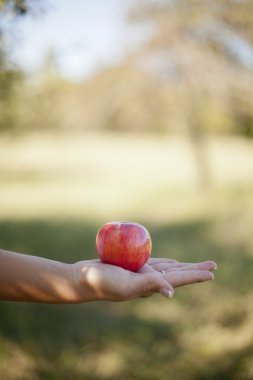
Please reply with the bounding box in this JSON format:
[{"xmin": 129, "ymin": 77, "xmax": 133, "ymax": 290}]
[{"xmin": 96, "ymin": 221, "xmax": 152, "ymax": 272}]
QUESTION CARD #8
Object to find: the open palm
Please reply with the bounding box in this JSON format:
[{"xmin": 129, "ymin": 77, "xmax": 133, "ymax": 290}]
[{"xmin": 74, "ymin": 258, "xmax": 217, "ymax": 302}]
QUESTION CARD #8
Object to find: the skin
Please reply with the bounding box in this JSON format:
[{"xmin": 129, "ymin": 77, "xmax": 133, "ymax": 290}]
[{"xmin": 0, "ymin": 249, "xmax": 217, "ymax": 303}]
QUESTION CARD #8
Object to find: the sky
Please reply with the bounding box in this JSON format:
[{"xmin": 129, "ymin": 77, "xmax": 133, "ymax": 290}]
[
  {"xmin": 11, "ymin": 0, "xmax": 148, "ymax": 81},
  {"xmin": 5, "ymin": 0, "xmax": 253, "ymax": 82}
]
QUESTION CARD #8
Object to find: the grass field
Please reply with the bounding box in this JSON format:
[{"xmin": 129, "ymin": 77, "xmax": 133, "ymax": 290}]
[{"xmin": 0, "ymin": 132, "xmax": 253, "ymax": 379}]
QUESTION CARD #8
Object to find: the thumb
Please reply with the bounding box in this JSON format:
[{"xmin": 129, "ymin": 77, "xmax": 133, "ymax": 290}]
[{"xmin": 130, "ymin": 272, "xmax": 174, "ymax": 299}]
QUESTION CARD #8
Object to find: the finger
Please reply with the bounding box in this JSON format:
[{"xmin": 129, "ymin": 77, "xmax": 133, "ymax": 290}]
[
  {"xmin": 127, "ymin": 272, "xmax": 174, "ymax": 299},
  {"xmin": 148, "ymin": 258, "xmax": 178, "ymax": 265},
  {"xmin": 151, "ymin": 260, "xmax": 217, "ymax": 273},
  {"xmin": 164, "ymin": 269, "xmax": 214, "ymax": 288},
  {"xmin": 177, "ymin": 261, "xmax": 217, "ymax": 272},
  {"xmin": 139, "ymin": 264, "xmax": 157, "ymax": 274}
]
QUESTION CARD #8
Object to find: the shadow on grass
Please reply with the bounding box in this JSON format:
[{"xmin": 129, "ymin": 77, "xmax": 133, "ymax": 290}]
[{"xmin": 0, "ymin": 218, "xmax": 253, "ymax": 379}]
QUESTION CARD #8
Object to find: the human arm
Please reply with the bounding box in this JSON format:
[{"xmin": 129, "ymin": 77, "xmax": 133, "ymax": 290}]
[
  {"xmin": 0, "ymin": 249, "xmax": 217, "ymax": 303},
  {"xmin": 0, "ymin": 249, "xmax": 75, "ymax": 303}
]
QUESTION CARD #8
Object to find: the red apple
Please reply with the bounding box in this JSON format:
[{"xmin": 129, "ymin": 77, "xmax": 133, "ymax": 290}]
[{"xmin": 96, "ymin": 221, "xmax": 152, "ymax": 272}]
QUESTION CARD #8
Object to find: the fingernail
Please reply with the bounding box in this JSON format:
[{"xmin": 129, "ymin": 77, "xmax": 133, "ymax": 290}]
[
  {"xmin": 160, "ymin": 288, "xmax": 174, "ymax": 298},
  {"xmin": 210, "ymin": 273, "xmax": 215, "ymax": 280}
]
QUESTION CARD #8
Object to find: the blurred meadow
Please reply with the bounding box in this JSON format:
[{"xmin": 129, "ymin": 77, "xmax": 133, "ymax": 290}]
[{"xmin": 1, "ymin": 1, "xmax": 253, "ymax": 379}]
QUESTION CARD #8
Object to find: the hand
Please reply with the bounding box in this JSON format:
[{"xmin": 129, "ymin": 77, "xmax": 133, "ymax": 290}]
[
  {"xmin": 146, "ymin": 258, "xmax": 216, "ymax": 287},
  {"xmin": 72, "ymin": 258, "xmax": 217, "ymax": 302}
]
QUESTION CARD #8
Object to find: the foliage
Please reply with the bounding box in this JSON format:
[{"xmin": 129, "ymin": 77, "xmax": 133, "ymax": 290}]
[
  {"xmin": 0, "ymin": 0, "xmax": 43, "ymax": 16},
  {"xmin": 0, "ymin": 0, "xmax": 253, "ymax": 137},
  {"xmin": 0, "ymin": 0, "xmax": 44, "ymax": 132},
  {"xmin": 128, "ymin": 0, "xmax": 253, "ymax": 137}
]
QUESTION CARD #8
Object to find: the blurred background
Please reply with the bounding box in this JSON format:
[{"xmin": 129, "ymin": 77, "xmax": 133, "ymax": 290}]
[{"xmin": 0, "ymin": 0, "xmax": 253, "ymax": 379}]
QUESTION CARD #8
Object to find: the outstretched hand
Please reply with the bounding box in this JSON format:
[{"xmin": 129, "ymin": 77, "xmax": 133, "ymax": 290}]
[
  {"xmin": 72, "ymin": 258, "xmax": 217, "ymax": 302},
  {"xmin": 0, "ymin": 249, "xmax": 217, "ymax": 304}
]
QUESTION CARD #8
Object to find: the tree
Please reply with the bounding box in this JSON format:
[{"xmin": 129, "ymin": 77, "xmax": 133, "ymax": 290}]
[
  {"xmin": 128, "ymin": 0, "xmax": 253, "ymax": 189},
  {"xmin": 0, "ymin": 0, "xmax": 44, "ymax": 132}
]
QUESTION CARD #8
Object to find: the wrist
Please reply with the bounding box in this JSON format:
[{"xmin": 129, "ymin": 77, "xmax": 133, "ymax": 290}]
[
  {"xmin": 71, "ymin": 261, "xmax": 107, "ymax": 303},
  {"xmin": 55, "ymin": 263, "xmax": 80, "ymax": 304},
  {"xmin": 62, "ymin": 262, "xmax": 82, "ymax": 303},
  {"xmin": 68, "ymin": 262, "xmax": 97, "ymax": 303}
]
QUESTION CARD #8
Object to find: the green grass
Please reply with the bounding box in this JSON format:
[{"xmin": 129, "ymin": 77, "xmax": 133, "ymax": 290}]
[{"xmin": 0, "ymin": 133, "xmax": 253, "ymax": 379}]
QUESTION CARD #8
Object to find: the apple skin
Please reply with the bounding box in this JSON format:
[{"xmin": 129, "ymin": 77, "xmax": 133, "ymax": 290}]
[{"xmin": 96, "ymin": 221, "xmax": 152, "ymax": 272}]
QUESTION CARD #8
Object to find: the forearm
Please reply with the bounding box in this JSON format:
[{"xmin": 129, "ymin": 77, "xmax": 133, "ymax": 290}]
[{"xmin": 0, "ymin": 249, "xmax": 77, "ymax": 303}]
